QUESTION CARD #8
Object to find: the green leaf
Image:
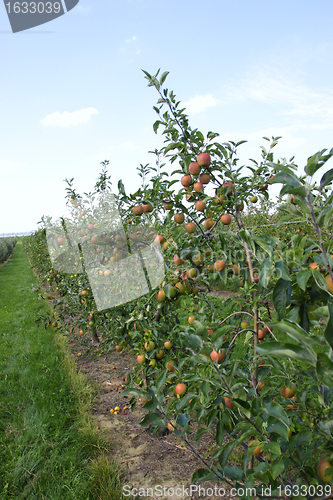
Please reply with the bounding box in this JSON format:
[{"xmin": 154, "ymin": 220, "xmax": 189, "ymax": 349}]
[
  {"xmin": 264, "ymin": 442, "xmax": 281, "ymax": 455},
  {"xmin": 296, "ymin": 430, "xmax": 312, "ymax": 447},
  {"xmin": 271, "ymin": 458, "xmax": 285, "ymax": 480},
  {"xmin": 159, "ymin": 71, "xmax": 169, "ymax": 86},
  {"xmin": 256, "ymin": 342, "xmax": 317, "ymax": 365},
  {"xmin": 271, "ymin": 320, "xmax": 318, "ymax": 349},
  {"xmin": 320, "ymin": 167, "xmax": 333, "ymax": 189},
  {"xmin": 164, "ymin": 142, "xmax": 179, "ymax": 154},
  {"xmin": 216, "ymin": 418, "xmax": 224, "ymax": 447},
  {"xmin": 296, "ymin": 270, "xmax": 311, "ymax": 291},
  {"xmin": 325, "ymin": 303, "xmax": 333, "ymax": 349},
  {"xmin": 275, "ymin": 261, "xmax": 291, "ymax": 281},
  {"xmin": 153, "ymin": 120, "xmax": 162, "ymax": 134},
  {"xmin": 259, "ymin": 401, "xmax": 290, "ymax": 426},
  {"xmin": 269, "ymin": 171, "xmax": 301, "ymax": 189},
  {"xmin": 139, "ymin": 412, "xmax": 164, "ymax": 427},
  {"xmin": 312, "ymin": 269, "xmax": 329, "ymax": 291},
  {"xmin": 218, "ymin": 441, "xmax": 236, "ymax": 467},
  {"xmin": 273, "ymin": 278, "xmax": 292, "ymax": 320},
  {"xmin": 223, "ymin": 466, "xmax": 243, "ymax": 480},
  {"xmin": 191, "ymin": 468, "xmax": 217, "ymax": 482},
  {"xmin": 305, "ymin": 148, "xmax": 333, "ymax": 176},
  {"xmin": 192, "ymin": 320, "xmax": 207, "ymax": 336},
  {"xmin": 317, "ymin": 353, "xmax": 333, "ymax": 389},
  {"xmin": 266, "ymin": 421, "xmax": 289, "ymax": 440}
]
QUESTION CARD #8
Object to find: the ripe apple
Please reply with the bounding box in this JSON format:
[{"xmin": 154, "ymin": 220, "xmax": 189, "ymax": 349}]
[
  {"xmin": 166, "ymin": 360, "xmax": 174, "ymax": 371},
  {"xmin": 143, "ymin": 204, "xmax": 153, "ymax": 213},
  {"xmin": 181, "ymin": 175, "xmax": 192, "ymax": 187},
  {"xmin": 115, "ymin": 345, "xmax": 123, "ymax": 352},
  {"xmin": 241, "ymin": 321, "xmax": 249, "ymax": 329},
  {"xmin": 326, "ymin": 274, "xmax": 333, "ymax": 294},
  {"xmin": 189, "ymin": 162, "xmax": 201, "ymax": 175},
  {"xmin": 224, "ymin": 396, "xmax": 233, "ymax": 409},
  {"xmin": 164, "ymin": 341, "xmax": 172, "ymax": 350},
  {"xmin": 207, "ymin": 328, "xmax": 213, "ymax": 335},
  {"xmin": 210, "ymin": 349, "xmax": 225, "ymax": 363},
  {"xmin": 222, "ymin": 182, "xmax": 235, "ymax": 195},
  {"xmin": 249, "ymin": 273, "xmax": 259, "ymax": 284},
  {"xmin": 317, "ymin": 459, "xmax": 333, "ymax": 483},
  {"xmin": 156, "ymin": 290, "xmax": 166, "ymax": 302},
  {"xmin": 156, "ymin": 349, "xmax": 165, "ymax": 359},
  {"xmin": 144, "ymin": 341, "xmax": 155, "ymax": 352},
  {"xmin": 175, "ymin": 282, "xmax": 185, "ymax": 293},
  {"xmin": 258, "ymin": 328, "xmax": 266, "ymax": 340},
  {"xmin": 199, "ymin": 173, "xmax": 210, "ymax": 185},
  {"xmin": 259, "ymin": 184, "xmax": 268, "ymax": 191},
  {"xmin": 137, "ymin": 355, "xmax": 145, "ymax": 364},
  {"xmin": 188, "ymin": 315, "xmax": 195, "ymax": 324},
  {"xmin": 258, "ymin": 381, "xmax": 264, "ymax": 391},
  {"xmin": 91, "ymin": 236, "xmax": 99, "ymax": 245},
  {"xmin": 203, "ymin": 219, "xmax": 214, "ymax": 230},
  {"xmin": 163, "ymin": 201, "xmax": 173, "ymax": 210},
  {"xmin": 133, "ymin": 205, "xmax": 144, "ymax": 215},
  {"xmin": 221, "ymin": 214, "xmax": 232, "ymax": 225},
  {"xmin": 56, "ymin": 237, "xmax": 65, "ymax": 246},
  {"xmin": 193, "ymin": 182, "xmax": 204, "ymax": 192},
  {"xmin": 309, "ymin": 262, "xmax": 319, "ymax": 270},
  {"xmin": 250, "ymin": 196, "xmax": 258, "ymax": 203},
  {"xmin": 281, "ymin": 383, "xmax": 297, "ymax": 399},
  {"xmin": 175, "ymin": 383, "xmax": 187, "ymax": 395},
  {"xmin": 195, "ymin": 200, "xmax": 206, "ymax": 211},
  {"xmin": 185, "ymin": 223, "xmax": 196, "ymax": 233},
  {"xmin": 174, "ymin": 212, "xmax": 185, "ymax": 224},
  {"xmin": 186, "ymin": 268, "xmax": 197, "ymax": 278},
  {"xmin": 78, "ymin": 230, "xmax": 86, "ymax": 237},
  {"xmin": 154, "ymin": 234, "xmax": 165, "ymax": 244},
  {"xmin": 197, "ymin": 152, "xmax": 211, "ymax": 167},
  {"xmin": 167, "ymin": 421, "xmax": 175, "ymax": 432},
  {"xmin": 104, "ymin": 270, "xmax": 111, "ymax": 277},
  {"xmin": 249, "ymin": 441, "xmax": 262, "ymax": 457},
  {"xmin": 214, "ymin": 260, "xmax": 226, "ymax": 272},
  {"xmin": 173, "ymin": 254, "xmax": 185, "ymax": 265}
]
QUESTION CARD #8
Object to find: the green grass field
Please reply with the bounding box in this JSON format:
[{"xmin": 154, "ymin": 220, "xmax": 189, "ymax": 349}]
[{"xmin": 0, "ymin": 241, "xmax": 127, "ymax": 500}]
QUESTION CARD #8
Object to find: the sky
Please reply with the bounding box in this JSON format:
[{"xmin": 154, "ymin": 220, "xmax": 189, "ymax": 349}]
[{"xmin": 1, "ymin": 0, "xmax": 333, "ymax": 234}]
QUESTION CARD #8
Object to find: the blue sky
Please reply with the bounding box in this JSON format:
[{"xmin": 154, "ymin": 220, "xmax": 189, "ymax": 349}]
[{"xmin": 1, "ymin": 0, "xmax": 333, "ymax": 234}]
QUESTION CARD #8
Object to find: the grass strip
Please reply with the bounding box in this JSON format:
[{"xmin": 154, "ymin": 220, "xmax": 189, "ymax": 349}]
[{"xmin": 0, "ymin": 240, "xmax": 128, "ymax": 500}]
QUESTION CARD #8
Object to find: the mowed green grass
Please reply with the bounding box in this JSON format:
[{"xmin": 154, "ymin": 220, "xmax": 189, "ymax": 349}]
[{"xmin": 0, "ymin": 240, "xmax": 128, "ymax": 500}]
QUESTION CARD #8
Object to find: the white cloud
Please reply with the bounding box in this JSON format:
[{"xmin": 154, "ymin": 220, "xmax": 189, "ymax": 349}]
[
  {"xmin": 225, "ymin": 66, "xmax": 333, "ymax": 127},
  {"xmin": 183, "ymin": 94, "xmax": 221, "ymax": 115},
  {"xmin": 41, "ymin": 107, "xmax": 99, "ymax": 127},
  {"xmin": 84, "ymin": 149, "xmax": 115, "ymax": 162},
  {"xmin": 125, "ymin": 36, "xmax": 136, "ymax": 43},
  {"xmin": 0, "ymin": 159, "xmax": 25, "ymax": 174},
  {"xmin": 75, "ymin": 4, "xmax": 92, "ymax": 16}
]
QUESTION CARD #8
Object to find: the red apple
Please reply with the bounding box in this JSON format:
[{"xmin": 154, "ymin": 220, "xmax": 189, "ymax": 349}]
[
  {"xmin": 197, "ymin": 152, "xmax": 211, "ymax": 167},
  {"xmin": 181, "ymin": 175, "xmax": 192, "ymax": 187},
  {"xmin": 221, "ymin": 214, "xmax": 232, "ymax": 225},
  {"xmin": 199, "ymin": 173, "xmax": 210, "ymax": 185},
  {"xmin": 189, "ymin": 162, "xmax": 201, "ymax": 175}
]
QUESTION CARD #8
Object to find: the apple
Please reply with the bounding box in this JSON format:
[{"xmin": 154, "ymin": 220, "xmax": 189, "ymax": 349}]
[
  {"xmin": 309, "ymin": 262, "xmax": 319, "ymax": 270},
  {"xmin": 175, "ymin": 282, "xmax": 185, "ymax": 293},
  {"xmin": 215, "ymin": 193, "xmax": 226, "ymax": 204},
  {"xmin": 104, "ymin": 270, "xmax": 111, "ymax": 277},
  {"xmin": 164, "ymin": 341, "xmax": 172, "ymax": 350},
  {"xmin": 56, "ymin": 237, "xmax": 65, "ymax": 246},
  {"xmin": 222, "ymin": 182, "xmax": 234, "ymax": 195},
  {"xmin": 188, "ymin": 315, "xmax": 195, "ymax": 324},
  {"xmin": 326, "ymin": 274, "xmax": 333, "ymax": 294},
  {"xmin": 181, "ymin": 175, "xmax": 192, "ymax": 187},
  {"xmin": 156, "ymin": 290, "xmax": 166, "ymax": 302},
  {"xmin": 87, "ymin": 224, "xmax": 95, "ymax": 231},
  {"xmin": 192, "ymin": 253, "xmax": 204, "ymax": 265},
  {"xmin": 258, "ymin": 328, "xmax": 266, "ymax": 340},
  {"xmin": 195, "ymin": 200, "xmax": 206, "ymax": 211},
  {"xmin": 214, "ymin": 260, "xmax": 226, "ymax": 272},
  {"xmin": 173, "ymin": 255, "xmax": 185, "ymax": 265},
  {"xmin": 193, "ymin": 182, "xmax": 204, "ymax": 192},
  {"xmin": 144, "ymin": 341, "xmax": 155, "ymax": 352},
  {"xmin": 207, "ymin": 328, "xmax": 213, "ymax": 335},
  {"xmin": 166, "ymin": 360, "xmax": 174, "ymax": 371},
  {"xmin": 197, "ymin": 152, "xmax": 211, "ymax": 167},
  {"xmin": 257, "ymin": 381, "xmax": 264, "ymax": 391},
  {"xmin": 175, "ymin": 383, "xmax": 187, "ymax": 395},
  {"xmin": 163, "ymin": 201, "xmax": 173, "ymax": 210},
  {"xmin": 91, "ymin": 236, "xmax": 99, "ymax": 245},
  {"xmin": 174, "ymin": 212, "xmax": 185, "ymax": 224},
  {"xmin": 221, "ymin": 214, "xmax": 232, "ymax": 225},
  {"xmin": 203, "ymin": 219, "xmax": 214, "ymax": 230},
  {"xmin": 281, "ymin": 383, "xmax": 297, "ymax": 399},
  {"xmin": 259, "ymin": 184, "xmax": 268, "ymax": 191},
  {"xmin": 241, "ymin": 321, "xmax": 249, "ymax": 329},
  {"xmin": 249, "ymin": 441, "xmax": 262, "ymax": 457},
  {"xmin": 115, "ymin": 345, "xmax": 123, "ymax": 352},
  {"xmin": 156, "ymin": 350, "xmax": 165, "ymax": 359},
  {"xmin": 224, "ymin": 396, "xmax": 233, "ymax": 409},
  {"xmin": 318, "ymin": 459, "xmax": 333, "ymax": 483},
  {"xmin": 210, "ymin": 349, "xmax": 225, "ymax": 363},
  {"xmin": 162, "ymin": 241, "xmax": 169, "ymax": 250},
  {"xmin": 132, "ymin": 205, "xmax": 144, "ymax": 215},
  {"xmin": 167, "ymin": 421, "xmax": 175, "ymax": 432},
  {"xmin": 154, "ymin": 234, "xmax": 165, "ymax": 244},
  {"xmin": 137, "ymin": 355, "xmax": 145, "ymax": 364},
  {"xmin": 78, "ymin": 230, "xmax": 86, "ymax": 237},
  {"xmin": 189, "ymin": 162, "xmax": 201, "ymax": 175},
  {"xmin": 199, "ymin": 173, "xmax": 210, "ymax": 185},
  {"xmin": 143, "ymin": 204, "xmax": 153, "ymax": 213},
  {"xmin": 186, "ymin": 268, "xmax": 197, "ymax": 278},
  {"xmin": 232, "ymin": 264, "xmax": 241, "ymax": 275},
  {"xmin": 249, "ymin": 273, "xmax": 259, "ymax": 284},
  {"xmin": 250, "ymin": 196, "xmax": 258, "ymax": 203},
  {"xmin": 185, "ymin": 223, "xmax": 196, "ymax": 233},
  {"xmin": 205, "ymin": 248, "xmax": 212, "ymax": 257}
]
